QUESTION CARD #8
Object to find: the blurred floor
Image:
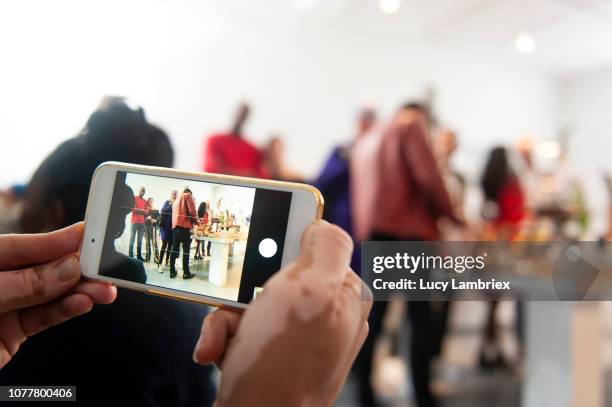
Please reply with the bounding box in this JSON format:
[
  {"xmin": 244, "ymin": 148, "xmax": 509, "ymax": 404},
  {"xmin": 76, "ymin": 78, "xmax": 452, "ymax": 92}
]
[
  {"xmin": 336, "ymin": 301, "xmax": 523, "ymax": 407},
  {"xmin": 334, "ymin": 301, "xmax": 612, "ymax": 406}
]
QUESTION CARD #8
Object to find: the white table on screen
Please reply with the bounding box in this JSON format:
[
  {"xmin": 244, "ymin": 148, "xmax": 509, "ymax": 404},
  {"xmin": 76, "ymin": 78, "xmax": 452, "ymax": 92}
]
[{"xmin": 192, "ymin": 235, "xmax": 235, "ymax": 287}]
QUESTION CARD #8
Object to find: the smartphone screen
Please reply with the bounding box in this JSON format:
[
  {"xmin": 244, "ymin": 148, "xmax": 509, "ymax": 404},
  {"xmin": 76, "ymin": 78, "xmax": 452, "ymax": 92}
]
[{"xmin": 99, "ymin": 171, "xmax": 292, "ymax": 304}]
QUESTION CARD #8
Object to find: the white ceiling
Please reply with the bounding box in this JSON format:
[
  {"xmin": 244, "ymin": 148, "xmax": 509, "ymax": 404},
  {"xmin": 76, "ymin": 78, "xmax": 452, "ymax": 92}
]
[{"xmin": 219, "ymin": 0, "xmax": 612, "ymax": 78}]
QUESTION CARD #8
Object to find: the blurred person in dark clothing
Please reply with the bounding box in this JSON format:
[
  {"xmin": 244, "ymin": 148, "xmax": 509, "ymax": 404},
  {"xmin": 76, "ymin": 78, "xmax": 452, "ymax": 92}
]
[
  {"xmin": 0, "ymin": 97, "xmax": 216, "ymax": 406},
  {"xmin": 313, "ymin": 107, "xmax": 377, "ymax": 273},
  {"xmin": 101, "ymin": 180, "xmax": 147, "ymax": 284},
  {"xmin": 158, "ymin": 190, "xmax": 177, "ymax": 268},
  {"xmin": 203, "ymin": 102, "xmax": 268, "ymax": 178},
  {"xmin": 351, "ymin": 102, "xmax": 456, "ymax": 407}
]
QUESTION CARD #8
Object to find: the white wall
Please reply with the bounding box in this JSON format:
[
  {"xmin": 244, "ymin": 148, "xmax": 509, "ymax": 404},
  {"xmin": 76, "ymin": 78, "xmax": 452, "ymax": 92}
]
[
  {"xmin": 0, "ymin": 0, "xmax": 558, "ymax": 195},
  {"xmin": 558, "ymin": 68, "xmax": 612, "ymax": 237}
]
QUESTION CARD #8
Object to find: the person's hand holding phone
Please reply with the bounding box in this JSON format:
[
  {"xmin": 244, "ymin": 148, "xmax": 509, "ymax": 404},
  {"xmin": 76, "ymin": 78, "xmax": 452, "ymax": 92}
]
[
  {"xmin": 194, "ymin": 221, "xmax": 372, "ymax": 407},
  {"xmin": 0, "ymin": 223, "xmax": 117, "ymax": 368}
]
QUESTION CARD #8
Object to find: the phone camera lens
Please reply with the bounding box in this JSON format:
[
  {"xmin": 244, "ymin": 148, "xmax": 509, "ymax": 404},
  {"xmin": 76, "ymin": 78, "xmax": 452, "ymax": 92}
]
[{"xmin": 91, "ymin": 238, "xmax": 95, "ymax": 243}]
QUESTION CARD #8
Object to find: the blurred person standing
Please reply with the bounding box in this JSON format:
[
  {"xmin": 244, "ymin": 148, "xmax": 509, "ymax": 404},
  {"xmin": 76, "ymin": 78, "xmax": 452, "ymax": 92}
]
[
  {"xmin": 313, "ymin": 107, "xmax": 377, "ymax": 273},
  {"xmin": 144, "ymin": 197, "xmax": 159, "ymax": 262},
  {"xmin": 431, "ymin": 128, "xmax": 467, "ymax": 359},
  {"xmin": 0, "ymin": 98, "xmax": 215, "ymax": 406},
  {"xmin": 195, "ymin": 201, "xmax": 210, "ymax": 259},
  {"xmin": 203, "ymin": 102, "xmax": 268, "ymax": 178},
  {"xmin": 128, "ymin": 186, "xmax": 147, "ymax": 261},
  {"xmin": 478, "ymin": 146, "xmax": 526, "ymax": 371},
  {"xmin": 351, "ymin": 102, "xmax": 456, "ymax": 407}
]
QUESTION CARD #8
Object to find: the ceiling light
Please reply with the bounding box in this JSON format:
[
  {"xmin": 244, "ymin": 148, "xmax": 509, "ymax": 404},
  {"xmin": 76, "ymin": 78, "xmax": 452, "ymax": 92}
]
[
  {"xmin": 380, "ymin": 0, "xmax": 401, "ymax": 14},
  {"xmin": 536, "ymin": 140, "xmax": 561, "ymax": 159},
  {"xmin": 515, "ymin": 33, "xmax": 535, "ymax": 54}
]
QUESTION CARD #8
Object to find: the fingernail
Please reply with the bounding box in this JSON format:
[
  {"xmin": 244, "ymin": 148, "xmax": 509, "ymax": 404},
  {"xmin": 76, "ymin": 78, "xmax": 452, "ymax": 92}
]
[
  {"xmin": 192, "ymin": 342, "xmax": 203, "ymax": 364},
  {"xmin": 56, "ymin": 256, "xmax": 79, "ymax": 282}
]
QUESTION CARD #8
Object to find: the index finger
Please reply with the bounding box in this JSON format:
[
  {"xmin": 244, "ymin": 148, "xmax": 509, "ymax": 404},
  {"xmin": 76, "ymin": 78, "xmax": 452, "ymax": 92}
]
[
  {"xmin": 193, "ymin": 309, "xmax": 242, "ymax": 367},
  {"xmin": 0, "ymin": 223, "xmax": 84, "ymax": 271}
]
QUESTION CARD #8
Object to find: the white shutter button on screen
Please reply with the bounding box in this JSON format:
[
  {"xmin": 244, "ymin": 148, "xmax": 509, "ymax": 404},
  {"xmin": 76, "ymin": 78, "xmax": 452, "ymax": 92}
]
[{"xmin": 258, "ymin": 238, "xmax": 277, "ymax": 258}]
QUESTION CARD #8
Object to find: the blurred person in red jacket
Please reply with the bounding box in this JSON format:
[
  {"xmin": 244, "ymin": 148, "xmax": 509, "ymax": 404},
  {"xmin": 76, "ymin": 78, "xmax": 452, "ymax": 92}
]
[
  {"xmin": 351, "ymin": 102, "xmax": 457, "ymax": 407},
  {"xmin": 170, "ymin": 187, "xmax": 198, "ymax": 279},
  {"xmin": 128, "ymin": 186, "xmax": 147, "ymax": 261},
  {"xmin": 203, "ymin": 102, "xmax": 268, "ymax": 178}
]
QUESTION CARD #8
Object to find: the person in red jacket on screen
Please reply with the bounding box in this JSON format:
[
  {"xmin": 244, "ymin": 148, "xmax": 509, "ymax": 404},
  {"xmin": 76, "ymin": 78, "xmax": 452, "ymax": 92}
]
[
  {"xmin": 203, "ymin": 102, "xmax": 268, "ymax": 178},
  {"xmin": 128, "ymin": 186, "xmax": 148, "ymax": 261}
]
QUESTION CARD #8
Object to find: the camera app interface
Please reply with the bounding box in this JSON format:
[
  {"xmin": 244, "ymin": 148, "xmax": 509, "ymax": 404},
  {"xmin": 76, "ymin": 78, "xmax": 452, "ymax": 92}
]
[{"xmin": 100, "ymin": 171, "xmax": 292, "ymax": 303}]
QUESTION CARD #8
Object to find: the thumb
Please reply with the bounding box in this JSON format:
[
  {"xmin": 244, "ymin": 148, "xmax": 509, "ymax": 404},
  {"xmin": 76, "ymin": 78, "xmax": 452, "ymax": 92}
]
[
  {"xmin": 295, "ymin": 221, "xmax": 353, "ymax": 290},
  {"xmin": 0, "ymin": 255, "xmax": 81, "ymax": 313}
]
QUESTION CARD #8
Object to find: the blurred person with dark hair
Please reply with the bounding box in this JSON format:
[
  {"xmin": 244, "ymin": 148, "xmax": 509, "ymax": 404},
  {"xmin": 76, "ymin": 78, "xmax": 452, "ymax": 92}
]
[
  {"xmin": 128, "ymin": 186, "xmax": 147, "ymax": 261},
  {"xmin": 158, "ymin": 189, "xmax": 177, "ymax": 268},
  {"xmin": 195, "ymin": 201, "xmax": 210, "ymax": 259},
  {"xmin": 203, "ymin": 102, "xmax": 268, "ymax": 178},
  {"xmin": 478, "ymin": 146, "xmax": 525, "ymax": 371},
  {"xmin": 481, "ymin": 146, "xmax": 525, "ymax": 238},
  {"xmin": 313, "ymin": 107, "xmax": 377, "ymax": 272},
  {"xmin": 170, "ymin": 188, "xmax": 197, "ymax": 279},
  {"xmin": 351, "ymin": 102, "xmax": 456, "ymax": 407},
  {"xmin": 0, "ymin": 98, "xmax": 216, "ymax": 406},
  {"xmin": 101, "ymin": 181, "xmax": 147, "ymax": 284}
]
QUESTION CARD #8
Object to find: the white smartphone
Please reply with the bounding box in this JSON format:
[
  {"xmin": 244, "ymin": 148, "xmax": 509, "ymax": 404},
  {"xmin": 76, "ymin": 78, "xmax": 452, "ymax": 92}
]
[{"xmin": 80, "ymin": 162, "xmax": 323, "ymax": 309}]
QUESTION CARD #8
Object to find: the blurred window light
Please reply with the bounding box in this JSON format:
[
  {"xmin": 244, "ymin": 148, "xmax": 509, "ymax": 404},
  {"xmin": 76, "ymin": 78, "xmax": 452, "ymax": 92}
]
[
  {"xmin": 536, "ymin": 140, "xmax": 561, "ymax": 159},
  {"xmin": 380, "ymin": 0, "xmax": 401, "ymax": 14},
  {"xmin": 515, "ymin": 33, "xmax": 536, "ymax": 54}
]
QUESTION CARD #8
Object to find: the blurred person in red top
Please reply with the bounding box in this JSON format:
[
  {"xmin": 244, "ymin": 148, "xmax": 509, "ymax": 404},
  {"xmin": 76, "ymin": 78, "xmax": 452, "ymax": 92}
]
[
  {"xmin": 480, "ymin": 146, "xmax": 526, "ymax": 239},
  {"xmin": 351, "ymin": 102, "xmax": 456, "ymax": 407},
  {"xmin": 203, "ymin": 102, "xmax": 268, "ymax": 178},
  {"xmin": 170, "ymin": 187, "xmax": 197, "ymax": 279},
  {"xmin": 128, "ymin": 186, "xmax": 147, "ymax": 261}
]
